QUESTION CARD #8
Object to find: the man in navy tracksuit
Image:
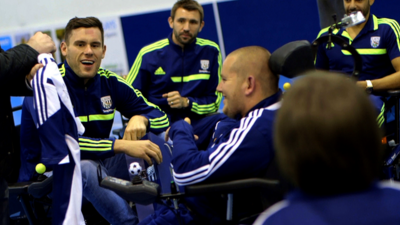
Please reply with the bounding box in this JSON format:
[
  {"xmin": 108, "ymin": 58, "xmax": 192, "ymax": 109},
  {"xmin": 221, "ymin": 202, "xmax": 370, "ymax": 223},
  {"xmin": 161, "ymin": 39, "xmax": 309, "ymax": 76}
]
[
  {"xmin": 126, "ymin": 0, "xmax": 224, "ymax": 148},
  {"xmin": 19, "ymin": 17, "xmax": 168, "ymax": 225},
  {"xmin": 315, "ymin": 0, "xmax": 400, "ymax": 127},
  {"xmin": 141, "ymin": 46, "xmax": 282, "ymax": 224},
  {"xmin": 255, "ymin": 72, "xmax": 400, "ymax": 225}
]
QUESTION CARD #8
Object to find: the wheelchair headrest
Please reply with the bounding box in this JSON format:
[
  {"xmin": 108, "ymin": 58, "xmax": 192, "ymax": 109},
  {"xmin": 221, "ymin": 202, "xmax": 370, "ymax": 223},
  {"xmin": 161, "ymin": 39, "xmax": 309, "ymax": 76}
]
[{"xmin": 269, "ymin": 40, "xmax": 315, "ymax": 78}]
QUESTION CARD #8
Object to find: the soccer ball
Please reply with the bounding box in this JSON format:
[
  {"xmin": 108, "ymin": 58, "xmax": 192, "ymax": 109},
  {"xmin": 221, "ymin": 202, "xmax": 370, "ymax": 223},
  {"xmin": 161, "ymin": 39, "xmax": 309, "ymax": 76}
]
[{"xmin": 129, "ymin": 162, "xmax": 142, "ymax": 176}]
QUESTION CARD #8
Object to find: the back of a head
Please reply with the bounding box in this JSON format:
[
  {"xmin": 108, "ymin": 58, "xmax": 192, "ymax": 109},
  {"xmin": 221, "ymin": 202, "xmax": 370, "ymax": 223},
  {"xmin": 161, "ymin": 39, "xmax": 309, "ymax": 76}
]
[
  {"xmin": 229, "ymin": 46, "xmax": 279, "ymax": 94},
  {"xmin": 275, "ymin": 71, "xmax": 382, "ymax": 196}
]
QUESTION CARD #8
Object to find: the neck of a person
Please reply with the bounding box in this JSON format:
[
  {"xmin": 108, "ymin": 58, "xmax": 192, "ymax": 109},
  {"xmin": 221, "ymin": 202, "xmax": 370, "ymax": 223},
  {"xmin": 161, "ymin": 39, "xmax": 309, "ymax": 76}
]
[
  {"xmin": 241, "ymin": 89, "xmax": 278, "ymax": 117},
  {"xmin": 345, "ymin": 12, "xmax": 370, "ymax": 39},
  {"xmin": 172, "ymin": 35, "xmax": 184, "ymax": 49}
]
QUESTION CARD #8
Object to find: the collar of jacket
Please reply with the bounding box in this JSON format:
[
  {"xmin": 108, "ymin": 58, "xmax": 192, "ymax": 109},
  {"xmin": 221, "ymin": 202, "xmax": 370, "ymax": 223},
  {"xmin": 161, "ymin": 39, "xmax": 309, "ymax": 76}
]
[
  {"xmin": 238, "ymin": 89, "xmax": 282, "ymax": 119},
  {"xmin": 338, "ymin": 13, "xmax": 376, "ymax": 37},
  {"xmin": 168, "ymin": 32, "xmax": 197, "ymax": 53},
  {"xmin": 61, "ymin": 60, "xmax": 99, "ymax": 88}
]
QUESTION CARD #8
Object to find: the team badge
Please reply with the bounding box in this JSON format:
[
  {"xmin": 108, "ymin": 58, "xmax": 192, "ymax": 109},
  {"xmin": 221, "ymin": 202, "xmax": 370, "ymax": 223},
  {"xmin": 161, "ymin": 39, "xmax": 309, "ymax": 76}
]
[
  {"xmin": 371, "ymin": 36, "xmax": 380, "ymax": 48},
  {"xmin": 200, "ymin": 60, "xmax": 209, "ymax": 70},
  {"xmin": 101, "ymin": 96, "xmax": 112, "ymax": 109}
]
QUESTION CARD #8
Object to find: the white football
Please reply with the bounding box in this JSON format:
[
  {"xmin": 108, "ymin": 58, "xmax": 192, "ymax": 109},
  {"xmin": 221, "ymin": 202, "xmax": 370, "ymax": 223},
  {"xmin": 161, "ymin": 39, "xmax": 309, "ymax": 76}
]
[{"xmin": 129, "ymin": 162, "xmax": 142, "ymax": 176}]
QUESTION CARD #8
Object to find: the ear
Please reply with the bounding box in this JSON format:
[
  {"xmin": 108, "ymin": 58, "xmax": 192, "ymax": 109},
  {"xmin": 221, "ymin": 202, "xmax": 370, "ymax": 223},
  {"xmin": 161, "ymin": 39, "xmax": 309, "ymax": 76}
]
[
  {"xmin": 60, "ymin": 42, "xmax": 67, "ymax": 57},
  {"xmin": 244, "ymin": 75, "xmax": 256, "ymax": 96},
  {"xmin": 102, "ymin": 45, "xmax": 107, "ymax": 59},
  {"xmin": 369, "ymin": 0, "xmax": 375, "ymax": 6},
  {"xmin": 168, "ymin": 17, "xmax": 173, "ymax": 29},
  {"xmin": 199, "ymin": 21, "xmax": 205, "ymax": 32}
]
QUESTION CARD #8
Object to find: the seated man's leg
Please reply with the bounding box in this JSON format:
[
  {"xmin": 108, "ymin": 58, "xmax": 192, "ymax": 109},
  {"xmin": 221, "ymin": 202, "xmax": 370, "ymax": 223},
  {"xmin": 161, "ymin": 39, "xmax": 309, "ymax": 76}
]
[
  {"xmin": 81, "ymin": 159, "xmax": 138, "ymax": 225},
  {"xmin": 102, "ymin": 152, "xmax": 130, "ymax": 180}
]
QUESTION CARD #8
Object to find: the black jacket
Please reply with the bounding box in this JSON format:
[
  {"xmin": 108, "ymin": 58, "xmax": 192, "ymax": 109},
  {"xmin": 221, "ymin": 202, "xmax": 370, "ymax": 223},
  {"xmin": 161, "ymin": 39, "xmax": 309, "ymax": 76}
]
[{"xmin": 0, "ymin": 44, "xmax": 38, "ymax": 182}]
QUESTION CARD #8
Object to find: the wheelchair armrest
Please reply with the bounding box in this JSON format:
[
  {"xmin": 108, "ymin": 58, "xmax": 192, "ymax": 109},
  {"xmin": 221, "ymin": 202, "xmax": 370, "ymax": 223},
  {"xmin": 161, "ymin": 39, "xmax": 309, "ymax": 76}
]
[
  {"xmin": 28, "ymin": 176, "xmax": 53, "ymax": 199},
  {"xmin": 184, "ymin": 178, "xmax": 280, "ymax": 196},
  {"xmin": 387, "ymin": 90, "xmax": 400, "ymax": 97},
  {"xmin": 112, "ymin": 128, "xmax": 123, "ymax": 136},
  {"xmin": 8, "ymin": 182, "xmax": 33, "ymax": 196},
  {"xmin": 100, "ymin": 176, "xmax": 160, "ymax": 205},
  {"xmin": 8, "ymin": 176, "xmax": 53, "ymax": 198}
]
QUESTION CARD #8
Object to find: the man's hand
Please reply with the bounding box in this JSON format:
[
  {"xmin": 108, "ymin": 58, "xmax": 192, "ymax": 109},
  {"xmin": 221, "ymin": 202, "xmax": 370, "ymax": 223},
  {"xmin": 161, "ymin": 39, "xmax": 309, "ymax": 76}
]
[
  {"xmin": 114, "ymin": 140, "xmax": 162, "ymax": 165},
  {"xmin": 123, "ymin": 115, "xmax": 149, "ymax": 140},
  {"xmin": 184, "ymin": 117, "xmax": 191, "ymax": 124},
  {"xmin": 26, "ymin": 63, "xmax": 44, "ymax": 83},
  {"xmin": 164, "ymin": 117, "xmax": 198, "ymax": 141},
  {"xmin": 27, "ymin": 32, "xmax": 56, "ymax": 54},
  {"xmin": 162, "ymin": 91, "xmax": 189, "ymax": 109}
]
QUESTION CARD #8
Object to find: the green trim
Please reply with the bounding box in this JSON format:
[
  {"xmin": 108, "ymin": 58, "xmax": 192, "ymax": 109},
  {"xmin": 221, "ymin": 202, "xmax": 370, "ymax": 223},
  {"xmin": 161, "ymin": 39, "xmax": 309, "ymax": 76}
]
[
  {"xmin": 126, "ymin": 39, "xmax": 169, "ymax": 85},
  {"xmin": 341, "ymin": 31, "xmax": 353, "ymax": 44},
  {"xmin": 154, "ymin": 67, "xmax": 166, "ymax": 75},
  {"xmin": 79, "ymin": 138, "xmax": 113, "ymax": 151},
  {"xmin": 79, "ymin": 138, "xmax": 113, "ymax": 144},
  {"xmin": 171, "ymin": 74, "xmax": 210, "ymax": 83},
  {"xmin": 315, "ymin": 27, "xmax": 339, "ymax": 63},
  {"xmin": 129, "ymin": 88, "xmax": 169, "ymax": 129},
  {"xmin": 149, "ymin": 114, "xmax": 170, "ymax": 128},
  {"xmin": 100, "ymin": 67, "xmax": 168, "ymax": 128},
  {"xmin": 341, "ymin": 49, "xmax": 387, "ymax": 55},
  {"xmin": 80, "ymin": 147, "xmax": 112, "ymax": 151},
  {"xmin": 194, "ymin": 38, "xmax": 223, "ymax": 114},
  {"xmin": 316, "ymin": 26, "xmax": 340, "ymax": 39},
  {"xmin": 378, "ymin": 18, "xmax": 400, "ymax": 52},
  {"xmin": 377, "ymin": 103, "xmax": 385, "ymax": 128},
  {"xmin": 59, "ymin": 64, "xmax": 66, "ymax": 77},
  {"xmin": 373, "ymin": 15, "xmax": 379, "ymax": 30},
  {"xmin": 316, "ymin": 27, "xmax": 330, "ymax": 39},
  {"xmin": 98, "ymin": 68, "xmax": 130, "ymax": 85},
  {"xmin": 79, "ymin": 143, "xmax": 111, "ymax": 147},
  {"xmin": 78, "ymin": 109, "xmax": 115, "ymax": 122},
  {"xmin": 191, "ymin": 102, "xmax": 218, "ymax": 115},
  {"xmin": 191, "ymin": 38, "xmax": 222, "ymax": 115},
  {"xmin": 196, "ymin": 38, "xmax": 221, "ymax": 51}
]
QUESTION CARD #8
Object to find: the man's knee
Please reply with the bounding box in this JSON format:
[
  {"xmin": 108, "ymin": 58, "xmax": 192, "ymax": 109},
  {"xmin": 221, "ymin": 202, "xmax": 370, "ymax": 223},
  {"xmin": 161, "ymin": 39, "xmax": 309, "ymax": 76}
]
[{"xmin": 81, "ymin": 160, "xmax": 105, "ymax": 185}]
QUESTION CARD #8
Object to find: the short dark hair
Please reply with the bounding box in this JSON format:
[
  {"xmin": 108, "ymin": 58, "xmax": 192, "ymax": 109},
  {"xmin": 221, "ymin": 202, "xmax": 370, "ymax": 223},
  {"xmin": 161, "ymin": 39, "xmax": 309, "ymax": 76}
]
[
  {"xmin": 275, "ymin": 71, "xmax": 382, "ymax": 196},
  {"xmin": 171, "ymin": 0, "xmax": 204, "ymax": 22},
  {"xmin": 64, "ymin": 17, "xmax": 104, "ymax": 45}
]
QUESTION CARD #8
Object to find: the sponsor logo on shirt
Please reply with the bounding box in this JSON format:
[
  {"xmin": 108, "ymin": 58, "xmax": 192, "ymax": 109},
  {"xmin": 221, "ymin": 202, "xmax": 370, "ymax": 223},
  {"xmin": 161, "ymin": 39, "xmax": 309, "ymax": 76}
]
[
  {"xmin": 371, "ymin": 36, "xmax": 380, "ymax": 48},
  {"xmin": 101, "ymin": 95, "xmax": 113, "ymax": 111},
  {"xmin": 199, "ymin": 59, "xmax": 210, "ymax": 73}
]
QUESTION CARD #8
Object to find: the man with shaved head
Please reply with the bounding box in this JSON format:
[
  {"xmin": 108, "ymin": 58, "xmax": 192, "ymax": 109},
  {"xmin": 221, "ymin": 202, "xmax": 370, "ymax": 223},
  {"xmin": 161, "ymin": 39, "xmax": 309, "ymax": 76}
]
[{"xmin": 148, "ymin": 46, "xmax": 282, "ymax": 224}]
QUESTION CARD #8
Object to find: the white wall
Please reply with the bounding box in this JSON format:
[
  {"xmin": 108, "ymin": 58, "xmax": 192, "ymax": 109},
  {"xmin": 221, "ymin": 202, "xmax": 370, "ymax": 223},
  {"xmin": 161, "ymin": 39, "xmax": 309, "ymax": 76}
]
[{"xmin": 0, "ymin": 0, "xmax": 218, "ymax": 32}]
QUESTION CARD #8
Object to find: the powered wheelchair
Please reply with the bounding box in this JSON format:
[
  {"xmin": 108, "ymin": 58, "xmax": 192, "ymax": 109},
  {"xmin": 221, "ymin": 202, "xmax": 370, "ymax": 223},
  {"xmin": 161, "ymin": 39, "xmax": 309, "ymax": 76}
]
[{"xmin": 96, "ymin": 40, "xmax": 315, "ymax": 225}]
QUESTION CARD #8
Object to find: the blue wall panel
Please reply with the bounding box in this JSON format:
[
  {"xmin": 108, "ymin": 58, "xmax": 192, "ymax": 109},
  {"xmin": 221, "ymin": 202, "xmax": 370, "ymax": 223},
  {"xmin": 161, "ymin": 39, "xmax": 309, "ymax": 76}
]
[
  {"xmin": 370, "ymin": 0, "xmax": 400, "ymax": 22},
  {"xmin": 217, "ymin": 0, "xmax": 320, "ymax": 55}
]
